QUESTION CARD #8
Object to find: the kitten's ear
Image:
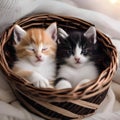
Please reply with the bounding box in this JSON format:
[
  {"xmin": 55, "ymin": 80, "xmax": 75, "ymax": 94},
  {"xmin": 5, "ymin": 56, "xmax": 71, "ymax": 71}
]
[
  {"xmin": 14, "ymin": 25, "xmax": 26, "ymax": 45},
  {"xmin": 46, "ymin": 22, "xmax": 57, "ymax": 41},
  {"xmin": 58, "ymin": 28, "xmax": 68, "ymax": 39},
  {"xmin": 84, "ymin": 26, "xmax": 97, "ymax": 44},
  {"xmin": 57, "ymin": 28, "xmax": 68, "ymax": 44}
]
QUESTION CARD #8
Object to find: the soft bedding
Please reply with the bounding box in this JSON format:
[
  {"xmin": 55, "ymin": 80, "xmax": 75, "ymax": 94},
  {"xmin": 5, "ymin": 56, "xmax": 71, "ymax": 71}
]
[{"xmin": 0, "ymin": 0, "xmax": 120, "ymax": 120}]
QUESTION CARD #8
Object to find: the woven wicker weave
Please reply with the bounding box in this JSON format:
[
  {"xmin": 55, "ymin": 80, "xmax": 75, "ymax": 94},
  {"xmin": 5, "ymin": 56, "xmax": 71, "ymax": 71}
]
[{"xmin": 0, "ymin": 14, "xmax": 118, "ymax": 120}]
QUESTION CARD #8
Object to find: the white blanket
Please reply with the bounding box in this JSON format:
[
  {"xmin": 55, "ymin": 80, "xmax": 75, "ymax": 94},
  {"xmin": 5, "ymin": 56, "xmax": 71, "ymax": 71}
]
[{"xmin": 0, "ymin": 0, "xmax": 120, "ymax": 120}]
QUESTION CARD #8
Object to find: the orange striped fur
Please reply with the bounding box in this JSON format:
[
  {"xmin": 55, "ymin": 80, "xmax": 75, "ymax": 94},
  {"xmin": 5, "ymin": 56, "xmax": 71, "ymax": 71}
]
[{"xmin": 15, "ymin": 28, "xmax": 57, "ymax": 59}]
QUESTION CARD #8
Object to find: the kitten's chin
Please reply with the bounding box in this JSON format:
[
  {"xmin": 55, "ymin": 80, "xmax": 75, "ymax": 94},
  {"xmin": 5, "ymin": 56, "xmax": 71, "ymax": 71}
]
[
  {"xmin": 28, "ymin": 59, "xmax": 44, "ymax": 66},
  {"xmin": 71, "ymin": 62, "xmax": 85, "ymax": 68},
  {"xmin": 73, "ymin": 63, "xmax": 81, "ymax": 68},
  {"xmin": 35, "ymin": 59, "xmax": 43, "ymax": 63}
]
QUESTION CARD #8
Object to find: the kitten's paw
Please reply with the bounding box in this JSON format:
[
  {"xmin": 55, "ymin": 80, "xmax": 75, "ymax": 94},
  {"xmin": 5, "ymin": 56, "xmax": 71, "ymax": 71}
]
[
  {"xmin": 78, "ymin": 79, "xmax": 91, "ymax": 85},
  {"xmin": 33, "ymin": 78, "xmax": 50, "ymax": 88},
  {"xmin": 29, "ymin": 72, "xmax": 51, "ymax": 88},
  {"xmin": 55, "ymin": 80, "xmax": 72, "ymax": 89}
]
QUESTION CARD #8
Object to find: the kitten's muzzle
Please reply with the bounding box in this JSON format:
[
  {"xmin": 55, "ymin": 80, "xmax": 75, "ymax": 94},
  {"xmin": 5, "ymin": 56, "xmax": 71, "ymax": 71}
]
[
  {"xmin": 36, "ymin": 55, "xmax": 42, "ymax": 62},
  {"xmin": 74, "ymin": 57, "xmax": 80, "ymax": 64}
]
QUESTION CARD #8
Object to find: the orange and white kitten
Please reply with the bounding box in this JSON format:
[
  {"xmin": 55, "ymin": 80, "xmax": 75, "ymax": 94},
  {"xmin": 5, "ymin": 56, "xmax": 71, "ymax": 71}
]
[{"xmin": 12, "ymin": 23, "xmax": 57, "ymax": 88}]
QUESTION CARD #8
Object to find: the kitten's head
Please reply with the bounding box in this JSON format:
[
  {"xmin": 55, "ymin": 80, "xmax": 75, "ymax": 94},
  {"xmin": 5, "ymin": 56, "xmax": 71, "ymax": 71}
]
[
  {"xmin": 14, "ymin": 22, "xmax": 57, "ymax": 65},
  {"xmin": 57, "ymin": 27, "xmax": 97, "ymax": 67}
]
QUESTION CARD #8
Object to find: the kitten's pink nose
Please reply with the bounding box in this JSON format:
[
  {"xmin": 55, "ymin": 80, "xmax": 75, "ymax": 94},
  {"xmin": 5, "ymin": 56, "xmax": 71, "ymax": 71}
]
[
  {"xmin": 74, "ymin": 57, "xmax": 80, "ymax": 63},
  {"xmin": 36, "ymin": 55, "xmax": 42, "ymax": 61}
]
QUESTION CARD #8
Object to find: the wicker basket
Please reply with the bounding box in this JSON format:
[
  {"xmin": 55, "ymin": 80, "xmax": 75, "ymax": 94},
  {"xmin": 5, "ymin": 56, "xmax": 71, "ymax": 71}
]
[{"xmin": 0, "ymin": 14, "xmax": 118, "ymax": 120}]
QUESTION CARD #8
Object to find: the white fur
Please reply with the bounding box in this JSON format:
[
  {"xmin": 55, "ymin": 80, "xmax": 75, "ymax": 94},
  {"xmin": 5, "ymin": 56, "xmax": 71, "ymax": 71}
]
[
  {"xmin": 56, "ymin": 43, "xmax": 98, "ymax": 89},
  {"xmin": 75, "ymin": 45, "xmax": 89, "ymax": 63},
  {"xmin": 56, "ymin": 61, "xmax": 98, "ymax": 89},
  {"xmin": 29, "ymin": 71, "xmax": 50, "ymax": 88},
  {"xmin": 55, "ymin": 79, "xmax": 72, "ymax": 89},
  {"xmin": 14, "ymin": 58, "xmax": 56, "ymax": 88},
  {"xmin": 65, "ymin": 48, "xmax": 89, "ymax": 68}
]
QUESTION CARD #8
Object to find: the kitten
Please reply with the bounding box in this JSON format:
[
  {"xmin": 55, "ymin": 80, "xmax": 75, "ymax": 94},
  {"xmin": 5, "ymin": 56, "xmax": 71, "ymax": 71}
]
[
  {"xmin": 55, "ymin": 27, "xmax": 100, "ymax": 89},
  {"xmin": 12, "ymin": 23, "xmax": 57, "ymax": 88}
]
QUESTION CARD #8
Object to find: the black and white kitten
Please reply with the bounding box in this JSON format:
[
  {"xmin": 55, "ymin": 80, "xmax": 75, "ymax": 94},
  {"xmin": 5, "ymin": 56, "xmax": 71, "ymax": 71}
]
[{"xmin": 55, "ymin": 27, "xmax": 100, "ymax": 89}]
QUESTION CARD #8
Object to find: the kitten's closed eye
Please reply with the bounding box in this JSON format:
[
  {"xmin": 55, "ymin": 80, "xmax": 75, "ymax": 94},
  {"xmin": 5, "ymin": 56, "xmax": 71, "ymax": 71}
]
[
  {"xmin": 42, "ymin": 48, "xmax": 47, "ymax": 51},
  {"xmin": 26, "ymin": 46, "xmax": 35, "ymax": 52},
  {"xmin": 42, "ymin": 47, "xmax": 48, "ymax": 52}
]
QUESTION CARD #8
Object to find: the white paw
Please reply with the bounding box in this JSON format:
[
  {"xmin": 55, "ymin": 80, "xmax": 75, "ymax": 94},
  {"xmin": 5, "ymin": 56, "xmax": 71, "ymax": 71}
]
[
  {"xmin": 29, "ymin": 72, "xmax": 51, "ymax": 88},
  {"xmin": 55, "ymin": 79, "xmax": 72, "ymax": 89},
  {"xmin": 78, "ymin": 79, "xmax": 91, "ymax": 85}
]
